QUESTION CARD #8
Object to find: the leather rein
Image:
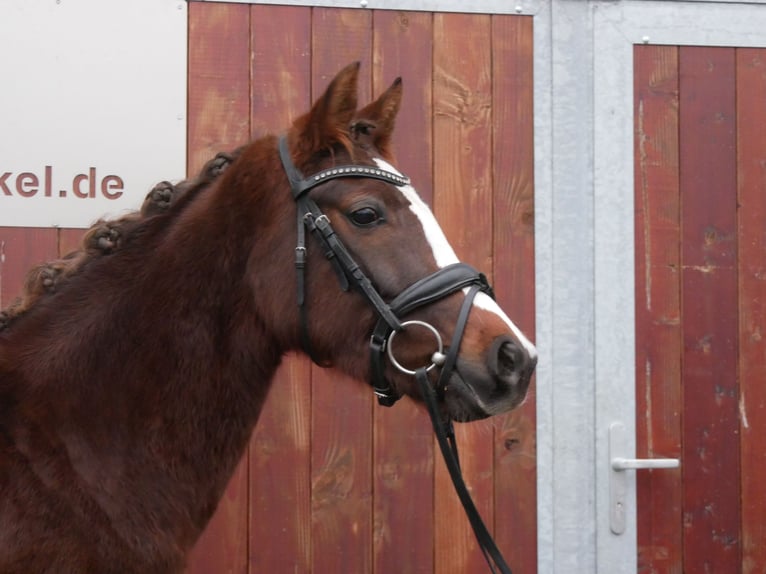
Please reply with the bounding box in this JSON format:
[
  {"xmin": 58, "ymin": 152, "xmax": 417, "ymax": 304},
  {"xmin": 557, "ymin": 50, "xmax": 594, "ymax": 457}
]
[{"xmin": 279, "ymin": 136, "xmax": 514, "ymax": 574}]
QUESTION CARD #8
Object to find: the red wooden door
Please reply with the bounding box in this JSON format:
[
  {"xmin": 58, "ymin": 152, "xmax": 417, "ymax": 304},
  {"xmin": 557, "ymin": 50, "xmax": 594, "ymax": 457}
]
[
  {"xmin": 634, "ymin": 45, "xmax": 766, "ymax": 574},
  {"xmin": 184, "ymin": 4, "xmax": 537, "ymax": 574}
]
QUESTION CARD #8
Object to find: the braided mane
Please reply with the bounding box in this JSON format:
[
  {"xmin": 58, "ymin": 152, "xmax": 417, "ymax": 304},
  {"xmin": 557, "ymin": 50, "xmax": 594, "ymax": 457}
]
[{"xmin": 0, "ymin": 149, "xmax": 241, "ymax": 331}]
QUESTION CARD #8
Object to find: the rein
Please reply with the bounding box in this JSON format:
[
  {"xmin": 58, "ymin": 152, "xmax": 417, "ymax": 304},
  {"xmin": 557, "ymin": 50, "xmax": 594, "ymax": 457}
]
[
  {"xmin": 414, "ymin": 282, "xmax": 513, "ymax": 574},
  {"xmin": 278, "ymin": 135, "xmax": 513, "ymax": 574}
]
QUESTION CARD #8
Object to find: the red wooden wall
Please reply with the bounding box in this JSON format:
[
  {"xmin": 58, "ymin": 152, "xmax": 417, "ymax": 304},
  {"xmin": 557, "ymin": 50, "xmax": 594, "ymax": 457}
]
[
  {"xmin": 184, "ymin": 5, "xmax": 537, "ymax": 573},
  {"xmin": 0, "ymin": 4, "xmax": 534, "ymax": 571},
  {"xmin": 634, "ymin": 45, "xmax": 766, "ymax": 574}
]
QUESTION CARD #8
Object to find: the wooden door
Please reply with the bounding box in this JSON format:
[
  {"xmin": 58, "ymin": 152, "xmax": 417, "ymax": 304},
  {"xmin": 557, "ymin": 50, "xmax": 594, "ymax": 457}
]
[
  {"xmin": 634, "ymin": 45, "xmax": 766, "ymax": 574},
  {"xmin": 184, "ymin": 4, "xmax": 538, "ymax": 573}
]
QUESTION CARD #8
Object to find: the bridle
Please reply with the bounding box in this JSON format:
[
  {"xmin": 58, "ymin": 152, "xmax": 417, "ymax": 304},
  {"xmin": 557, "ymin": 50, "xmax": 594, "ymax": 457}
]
[{"xmin": 279, "ymin": 135, "xmax": 514, "ymax": 574}]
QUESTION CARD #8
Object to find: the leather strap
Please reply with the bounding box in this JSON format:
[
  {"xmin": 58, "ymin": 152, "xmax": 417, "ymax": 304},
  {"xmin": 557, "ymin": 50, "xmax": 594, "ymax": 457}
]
[
  {"xmin": 413, "ymin": 285, "xmax": 513, "ymax": 574},
  {"xmin": 389, "ymin": 263, "xmax": 493, "ymax": 316},
  {"xmin": 417, "ymin": 367, "xmax": 512, "ymax": 574},
  {"xmin": 435, "ymin": 284, "xmax": 481, "ymax": 395},
  {"xmin": 279, "ymin": 135, "xmax": 409, "ymax": 200}
]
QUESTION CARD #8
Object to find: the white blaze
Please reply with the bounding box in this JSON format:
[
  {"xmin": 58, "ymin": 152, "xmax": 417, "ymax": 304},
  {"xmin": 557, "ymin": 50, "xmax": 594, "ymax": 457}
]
[{"xmin": 374, "ymin": 158, "xmax": 538, "ymax": 359}]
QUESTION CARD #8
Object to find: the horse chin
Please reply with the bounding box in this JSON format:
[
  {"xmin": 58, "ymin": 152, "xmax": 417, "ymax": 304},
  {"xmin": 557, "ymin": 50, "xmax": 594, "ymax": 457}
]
[
  {"xmin": 442, "ymin": 359, "xmax": 529, "ymax": 423},
  {"xmin": 441, "ymin": 371, "xmax": 493, "ymax": 423}
]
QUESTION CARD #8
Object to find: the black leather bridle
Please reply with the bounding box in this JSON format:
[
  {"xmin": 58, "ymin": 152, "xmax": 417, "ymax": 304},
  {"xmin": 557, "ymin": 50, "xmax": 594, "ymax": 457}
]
[{"xmin": 279, "ymin": 135, "xmax": 514, "ymax": 574}]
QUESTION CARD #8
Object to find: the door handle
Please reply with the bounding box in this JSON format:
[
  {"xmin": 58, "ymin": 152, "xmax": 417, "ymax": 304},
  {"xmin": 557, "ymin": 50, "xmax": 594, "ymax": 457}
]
[
  {"xmin": 609, "ymin": 422, "xmax": 680, "ymax": 534},
  {"xmin": 612, "ymin": 457, "xmax": 679, "ymax": 471}
]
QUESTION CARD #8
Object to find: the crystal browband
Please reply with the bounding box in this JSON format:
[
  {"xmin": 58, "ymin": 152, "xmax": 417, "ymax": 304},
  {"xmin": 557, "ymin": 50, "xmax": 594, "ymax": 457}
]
[{"xmin": 310, "ymin": 165, "xmax": 410, "ymax": 187}]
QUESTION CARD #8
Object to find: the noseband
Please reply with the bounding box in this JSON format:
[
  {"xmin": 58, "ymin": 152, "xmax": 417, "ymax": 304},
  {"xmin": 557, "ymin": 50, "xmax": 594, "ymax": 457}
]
[{"xmin": 279, "ymin": 136, "xmax": 512, "ymax": 574}]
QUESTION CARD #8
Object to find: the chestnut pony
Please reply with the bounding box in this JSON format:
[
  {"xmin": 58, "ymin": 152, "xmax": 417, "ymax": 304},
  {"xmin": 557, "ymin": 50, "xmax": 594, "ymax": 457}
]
[{"xmin": 0, "ymin": 63, "xmax": 536, "ymax": 573}]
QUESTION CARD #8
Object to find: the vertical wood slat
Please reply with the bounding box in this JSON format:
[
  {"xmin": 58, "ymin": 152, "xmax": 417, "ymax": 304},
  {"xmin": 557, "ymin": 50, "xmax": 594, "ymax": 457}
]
[
  {"xmin": 373, "ymin": 10, "xmax": 434, "ymax": 205},
  {"xmin": 433, "ymin": 13, "xmax": 496, "ymax": 574},
  {"xmin": 736, "ymin": 48, "xmax": 766, "ymax": 574},
  {"xmin": 185, "ymin": 3, "xmax": 251, "ymax": 573},
  {"xmin": 309, "ymin": 9, "xmax": 374, "ymax": 574},
  {"xmin": 679, "ymin": 46, "xmax": 740, "ymax": 574},
  {"xmin": 491, "ymin": 15, "xmax": 537, "ymax": 574},
  {"xmin": 248, "ymin": 7, "xmax": 313, "ymax": 573},
  {"xmin": 187, "ymin": 2, "xmax": 251, "ymax": 177},
  {"xmin": 371, "ymin": 10, "xmax": 436, "ymax": 574},
  {"xmin": 633, "ymin": 45, "xmax": 683, "ymax": 574}
]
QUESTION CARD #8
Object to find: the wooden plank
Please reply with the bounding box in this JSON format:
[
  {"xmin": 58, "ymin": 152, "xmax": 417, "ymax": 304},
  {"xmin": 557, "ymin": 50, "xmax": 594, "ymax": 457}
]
[
  {"xmin": 371, "ymin": 10, "xmax": 436, "ymax": 574},
  {"xmin": 632, "ymin": 45, "xmax": 683, "ymax": 574},
  {"xmin": 490, "ymin": 15, "xmax": 537, "ymax": 574},
  {"xmin": 309, "ymin": 9, "xmax": 374, "ymax": 574},
  {"xmin": 0, "ymin": 228, "xmax": 58, "ymax": 309},
  {"xmin": 372, "ymin": 10, "xmax": 434, "ymax": 205},
  {"xmin": 432, "ymin": 13, "xmax": 495, "ymax": 574},
  {"xmin": 248, "ymin": 6, "xmax": 312, "ymax": 573},
  {"xmin": 678, "ymin": 46, "xmax": 739, "ymax": 574},
  {"xmin": 250, "ymin": 4, "xmax": 312, "ymax": 140},
  {"xmin": 185, "ymin": 3, "xmax": 251, "ymax": 573},
  {"xmin": 248, "ymin": 353, "xmax": 312, "ymax": 574},
  {"xmin": 187, "ymin": 1, "xmax": 251, "ymax": 176},
  {"xmin": 58, "ymin": 228, "xmax": 87, "ymax": 257},
  {"xmin": 736, "ymin": 47, "xmax": 766, "ymax": 574}
]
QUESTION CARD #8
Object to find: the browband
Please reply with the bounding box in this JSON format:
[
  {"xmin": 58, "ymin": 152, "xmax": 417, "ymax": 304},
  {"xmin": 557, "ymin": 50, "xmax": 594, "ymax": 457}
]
[{"xmin": 278, "ymin": 136, "xmax": 409, "ymax": 199}]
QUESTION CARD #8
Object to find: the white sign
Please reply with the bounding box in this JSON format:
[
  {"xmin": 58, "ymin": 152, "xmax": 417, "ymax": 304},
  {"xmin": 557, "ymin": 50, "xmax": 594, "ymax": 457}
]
[{"xmin": 0, "ymin": 0, "xmax": 187, "ymax": 228}]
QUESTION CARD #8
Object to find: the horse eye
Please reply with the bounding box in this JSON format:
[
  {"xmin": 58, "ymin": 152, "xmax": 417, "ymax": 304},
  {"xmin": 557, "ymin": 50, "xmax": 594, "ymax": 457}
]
[{"xmin": 349, "ymin": 207, "xmax": 381, "ymax": 227}]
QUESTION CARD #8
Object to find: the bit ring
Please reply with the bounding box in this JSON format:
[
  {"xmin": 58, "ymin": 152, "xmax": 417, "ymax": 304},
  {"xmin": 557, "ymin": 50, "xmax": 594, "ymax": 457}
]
[{"xmin": 387, "ymin": 320, "xmax": 445, "ymax": 375}]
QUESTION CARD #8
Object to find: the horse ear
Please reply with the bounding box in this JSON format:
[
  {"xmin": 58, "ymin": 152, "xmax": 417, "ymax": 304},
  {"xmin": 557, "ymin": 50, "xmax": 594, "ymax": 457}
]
[
  {"xmin": 293, "ymin": 61, "xmax": 360, "ymax": 155},
  {"xmin": 351, "ymin": 77, "xmax": 403, "ymax": 158}
]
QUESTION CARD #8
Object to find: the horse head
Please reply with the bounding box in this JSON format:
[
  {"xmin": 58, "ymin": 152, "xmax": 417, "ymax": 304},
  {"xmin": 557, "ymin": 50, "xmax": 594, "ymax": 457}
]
[{"xmin": 257, "ymin": 62, "xmax": 536, "ymax": 422}]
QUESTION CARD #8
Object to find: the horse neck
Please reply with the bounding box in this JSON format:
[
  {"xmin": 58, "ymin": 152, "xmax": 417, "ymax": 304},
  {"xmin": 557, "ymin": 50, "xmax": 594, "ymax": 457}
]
[{"xmin": 5, "ymin": 139, "xmax": 293, "ymax": 553}]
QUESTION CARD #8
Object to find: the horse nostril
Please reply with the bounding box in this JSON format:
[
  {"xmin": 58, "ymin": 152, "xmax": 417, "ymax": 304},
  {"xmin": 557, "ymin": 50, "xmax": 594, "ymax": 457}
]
[
  {"xmin": 488, "ymin": 336, "xmax": 535, "ymax": 385},
  {"xmin": 498, "ymin": 341, "xmax": 521, "ymax": 377}
]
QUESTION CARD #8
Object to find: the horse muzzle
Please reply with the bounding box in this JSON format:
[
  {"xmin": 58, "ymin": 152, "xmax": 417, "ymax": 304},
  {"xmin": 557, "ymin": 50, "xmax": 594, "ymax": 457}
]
[{"xmin": 442, "ymin": 335, "xmax": 536, "ymax": 422}]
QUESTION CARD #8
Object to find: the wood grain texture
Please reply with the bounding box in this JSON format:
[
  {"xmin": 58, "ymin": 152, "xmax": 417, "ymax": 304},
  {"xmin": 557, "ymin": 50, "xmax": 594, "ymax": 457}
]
[
  {"xmin": 371, "ymin": 10, "xmax": 436, "ymax": 574},
  {"xmin": 736, "ymin": 47, "xmax": 766, "ymax": 574},
  {"xmin": 249, "ymin": 356, "xmax": 312, "ymax": 574},
  {"xmin": 186, "ymin": 3, "xmax": 251, "ymax": 573},
  {"xmin": 633, "ymin": 45, "xmax": 683, "ymax": 574},
  {"xmin": 433, "ymin": 13, "xmax": 496, "ymax": 574},
  {"xmin": 309, "ymin": 9, "xmax": 374, "ymax": 574},
  {"xmin": 250, "ymin": 4, "xmax": 312, "ymax": 141},
  {"xmin": 490, "ymin": 15, "xmax": 536, "ymax": 574},
  {"xmin": 373, "ymin": 10, "xmax": 434, "ymax": 205},
  {"xmin": 0, "ymin": 228, "xmax": 58, "ymax": 308},
  {"xmin": 187, "ymin": 1, "xmax": 251, "ymax": 176},
  {"xmin": 58, "ymin": 228, "xmax": 87, "ymax": 257},
  {"xmin": 248, "ymin": 6, "xmax": 313, "ymax": 572},
  {"xmin": 679, "ymin": 46, "xmax": 740, "ymax": 574}
]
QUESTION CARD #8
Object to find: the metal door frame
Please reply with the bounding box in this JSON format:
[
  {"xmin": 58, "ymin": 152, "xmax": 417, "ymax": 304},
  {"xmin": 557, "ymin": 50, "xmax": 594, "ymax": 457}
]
[{"xmin": 586, "ymin": 2, "xmax": 766, "ymax": 573}]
